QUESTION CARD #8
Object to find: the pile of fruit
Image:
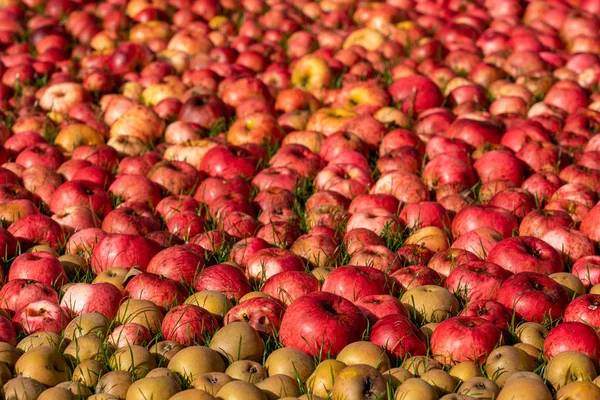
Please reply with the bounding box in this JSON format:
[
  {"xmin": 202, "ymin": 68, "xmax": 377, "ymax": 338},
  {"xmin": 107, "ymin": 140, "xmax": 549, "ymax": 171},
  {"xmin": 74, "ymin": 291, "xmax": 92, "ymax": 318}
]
[{"xmin": 3, "ymin": 0, "xmax": 600, "ymax": 398}]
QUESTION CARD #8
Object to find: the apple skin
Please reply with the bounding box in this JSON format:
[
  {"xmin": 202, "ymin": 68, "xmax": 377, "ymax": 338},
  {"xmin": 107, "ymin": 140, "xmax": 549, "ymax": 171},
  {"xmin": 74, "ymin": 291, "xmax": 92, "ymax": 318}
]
[
  {"xmin": 354, "ymin": 294, "xmax": 408, "ymax": 325},
  {"xmin": 229, "ymin": 237, "xmax": 272, "ymax": 267},
  {"xmin": 0, "ymin": 228, "xmax": 18, "ymax": 262},
  {"xmin": 161, "ymin": 304, "xmax": 219, "ymax": 346},
  {"xmin": 452, "ymin": 204, "xmax": 519, "ymax": 239},
  {"xmin": 0, "ymin": 280, "xmax": 58, "ymax": 314},
  {"xmin": 460, "ymin": 299, "xmax": 513, "ymax": 331},
  {"xmin": 155, "ymin": 195, "xmax": 199, "ymax": 221},
  {"xmin": 391, "ymin": 266, "xmax": 441, "ymax": 291},
  {"xmin": 101, "ymin": 207, "xmax": 162, "ymax": 236},
  {"xmin": 571, "ymin": 256, "xmax": 600, "ymax": 288},
  {"xmin": 49, "ymin": 180, "xmax": 112, "ymax": 217},
  {"xmin": 12, "ymin": 300, "xmax": 71, "ymax": 335},
  {"xmin": 279, "ymin": 291, "xmax": 368, "ymax": 360},
  {"xmin": 485, "ymin": 236, "xmax": 564, "ymax": 275},
  {"xmin": 8, "ymin": 214, "xmax": 65, "ymax": 251},
  {"xmin": 427, "ymin": 248, "xmax": 481, "ymax": 278},
  {"xmin": 8, "ymin": 252, "xmax": 68, "ymax": 287},
  {"xmin": 224, "ymin": 297, "xmax": 285, "ymax": 335},
  {"xmin": 0, "ymin": 315, "xmax": 17, "ymax": 346},
  {"xmin": 245, "ymin": 248, "xmax": 306, "ymax": 284},
  {"xmin": 90, "ymin": 234, "xmax": 162, "ymax": 274},
  {"xmin": 388, "ymin": 75, "xmax": 443, "ymax": 114},
  {"xmin": 65, "ymin": 228, "xmax": 106, "ymax": 261},
  {"xmin": 125, "ymin": 273, "xmax": 188, "ymax": 310},
  {"xmin": 261, "ymin": 270, "xmax": 320, "ymax": 306},
  {"xmin": 430, "ymin": 316, "xmax": 503, "ymax": 365},
  {"xmin": 146, "ymin": 244, "xmax": 206, "ymax": 285},
  {"xmin": 544, "ymin": 322, "xmax": 600, "ymax": 364},
  {"xmin": 564, "ymin": 294, "xmax": 600, "ymax": 329},
  {"xmin": 446, "ymin": 261, "xmax": 512, "ymax": 302},
  {"xmin": 369, "ymin": 314, "xmax": 427, "ymax": 361},
  {"xmin": 399, "ymin": 201, "xmax": 452, "ymax": 230},
  {"xmin": 519, "ymin": 209, "xmax": 574, "ymax": 239},
  {"xmin": 108, "ymin": 323, "xmax": 153, "ymax": 349},
  {"xmin": 194, "ymin": 264, "xmax": 252, "ymax": 303},
  {"xmin": 473, "ymin": 150, "xmax": 525, "ymax": 186},
  {"xmin": 60, "ymin": 282, "xmax": 124, "ymax": 320},
  {"xmin": 496, "ymin": 272, "xmax": 569, "ymax": 323},
  {"xmin": 322, "ymin": 265, "xmax": 392, "ymax": 302}
]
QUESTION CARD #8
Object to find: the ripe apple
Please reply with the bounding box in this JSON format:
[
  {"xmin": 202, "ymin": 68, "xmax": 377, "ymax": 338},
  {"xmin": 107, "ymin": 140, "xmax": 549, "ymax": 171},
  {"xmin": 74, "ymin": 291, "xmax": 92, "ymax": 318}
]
[
  {"xmin": 431, "ymin": 316, "xmax": 503, "ymax": 365},
  {"xmin": 369, "ymin": 314, "xmax": 427, "ymax": 361},
  {"xmin": 497, "ymin": 272, "xmax": 569, "ymax": 323},
  {"xmin": 279, "ymin": 292, "xmax": 367, "ymax": 359}
]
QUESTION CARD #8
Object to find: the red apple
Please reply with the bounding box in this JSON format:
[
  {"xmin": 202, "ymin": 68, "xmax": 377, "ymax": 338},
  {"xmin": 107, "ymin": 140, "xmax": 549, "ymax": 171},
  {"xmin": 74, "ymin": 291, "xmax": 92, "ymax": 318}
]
[
  {"xmin": 486, "ymin": 236, "xmax": 563, "ymax": 275},
  {"xmin": 13, "ymin": 300, "xmax": 70, "ymax": 335},
  {"xmin": 431, "ymin": 316, "xmax": 503, "ymax": 365},
  {"xmin": 261, "ymin": 270, "xmax": 320, "ymax": 306},
  {"xmin": 125, "ymin": 272, "xmax": 188, "ymax": 310},
  {"xmin": 460, "ymin": 300, "xmax": 513, "ymax": 330},
  {"xmin": 224, "ymin": 296, "xmax": 285, "ymax": 335},
  {"xmin": 564, "ymin": 294, "xmax": 600, "ymax": 329},
  {"xmin": 446, "ymin": 261, "xmax": 512, "ymax": 302},
  {"xmin": 369, "ymin": 314, "xmax": 427, "ymax": 361},
  {"xmin": 544, "ymin": 322, "xmax": 600, "ymax": 363},
  {"xmin": 8, "ymin": 252, "xmax": 67, "ymax": 287},
  {"xmin": 161, "ymin": 304, "xmax": 219, "ymax": 346},
  {"xmin": 496, "ymin": 272, "xmax": 569, "ymax": 323},
  {"xmin": 279, "ymin": 291, "xmax": 367, "ymax": 359},
  {"xmin": 60, "ymin": 282, "xmax": 124, "ymax": 320},
  {"xmin": 90, "ymin": 234, "xmax": 162, "ymax": 274}
]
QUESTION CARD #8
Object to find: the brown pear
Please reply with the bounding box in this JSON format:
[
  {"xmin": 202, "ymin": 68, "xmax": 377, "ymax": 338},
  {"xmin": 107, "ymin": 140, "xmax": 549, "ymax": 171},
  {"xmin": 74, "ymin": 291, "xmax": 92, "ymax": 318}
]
[
  {"xmin": 209, "ymin": 322, "xmax": 264, "ymax": 362},
  {"xmin": 38, "ymin": 387, "xmax": 75, "ymax": 400},
  {"xmin": 401, "ymin": 285, "xmax": 459, "ymax": 323},
  {"xmin": 109, "ymin": 345, "xmax": 157, "ymax": 379},
  {"xmin": 556, "ymin": 381, "xmax": 600, "ymax": 399},
  {"xmin": 515, "ymin": 322, "xmax": 548, "ymax": 349},
  {"xmin": 307, "ymin": 359, "xmax": 346, "ymax": 398},
  {"xmin": 72, "ymin": 359, "xmax": 106, "ymax": 387},
  {"xmin": 484, "ymin": 346, "xmax": 535, "ymax": 387},
  {"xmin": 185, "ymin": 291, "xmax": 233, "ymax": 321},
  {"xmin": 15, "ymin": 346, "xmax": 70, "ymax": 386},
  {"xmin": 125, "ymin": 375, "xmax": 181, "ymax": 400},
  {"xmin": 95, "ymin": 371, "xmax": 133, "ymax": 399},
  {"xmin": 64, "ymin": 334, "xmax": 107, "ymax": 362},
  {"xmin": 421, "ymin": 369, "xmax": 457, "ymax": 395},
  {"xmin": 331, "ymin": 364, "xmax": 387, "ymax": 400},
  {"xmin": 497, "ymin": 376, "xmax": 552, "ymax": 400},
  {"xmin": 256, "ymin": 374, "xmax": 302, "ymax": 400},
  {"xmin": 402, "ymin": 356, "xmax": 443, "ymax": 376},
  {"xmin": 265, "ymin": 347, "xmax": 315, "ymax": 382},
  {"xmin": 393, "ymin": 377, "xmax": 439, "ymax": 400},
  {"xmin": 168, "ymin": 346, "xmax": 226, "ymax": 382},
  {"xmin": 192, "ymin": 372, "xmax": 232, "ymax": 395},
  {"xmin": 384, "ymin": 367, "xmax": 414, "ymax": 388},
  {"xmin": 116, "ymin": 299, "xmax": 164, "ymax": 333},
  {"xmin": 56, "ymin": 380, "xmax": 93, "ymax": 397},
  {"xmin": 170, "ymin": 389, "xmax": 217, "ymax": 399},
  {"xmin": 458, "ymin": 377, "xmax": 500, "ymax": 399},
  {"xmin": 225, "ymin": 360, "xmax": 267, "ymax": 383},
  {"xmin": 3, "ymin": 377, "xmax": 46, "ymax": 400},
  {"xmin": 336, "ymin": 341, "xmax": 391, "ymax": 372},
  {"xmin": 149, "ymin": 340, "xmax": 182, "ymax": 365},
  {"xmin": 64, "ymin": 312, "xmax": 110, "ymax": 339},
  {"xmin": 0, "ymin": 342, "xmax": 22, "ymax": 370},
  {"xmin": 545, "ymin": 351, "xmax": 597, "ymax": 390},
  {"xmin": 448, "ymin": 362, "xmax": 482, "ymax": 383},
  {"xmin": 94, "ymin": 267, "xmax": 129, "ymax": 291},
  {"xmin": 216, "ymin": 380, "xmax": 268, "ymax": 400},
  {"xmin": 17, "ymin": 332, "xmax": 64, "ymax": 352}
]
